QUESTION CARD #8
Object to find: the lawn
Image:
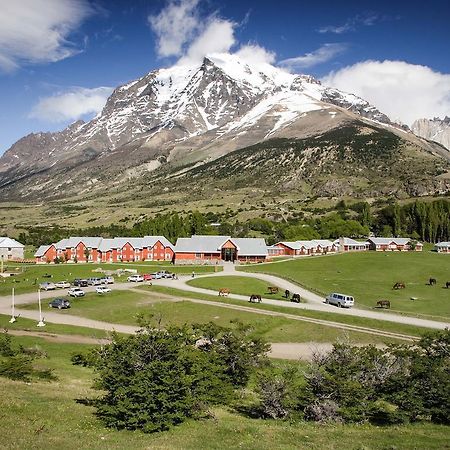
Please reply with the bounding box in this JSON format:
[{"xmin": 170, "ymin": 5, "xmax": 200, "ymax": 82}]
[
  {"xmin": 239, "ymin": 252, "xmax": 450, "ymax": 320},
  {"xmin": 20, "ymin": 289, "xmax": 400, "ymax": 345},
  {"xmin": 0, "ymin": 335, "xmax": 448, "ymax": 450},
  {"xmin": 150, "ymin": 286, "xmax": 430, "ymax": 338},
  {"xmin": 0, "ymin": 314, "xmax": 111, "ymax": 340},
  {"xmin": 188, "ymin": 275, "xmax": 285, "ymax": 299},
  {"xmin": 0, "ymin": 262, "xmax": 221, "ymax": 296}
]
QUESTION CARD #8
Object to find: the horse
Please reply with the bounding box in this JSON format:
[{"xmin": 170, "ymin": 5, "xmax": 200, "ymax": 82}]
[
  {"xmin": 267, "ymin": 286, "xmax": 279, "ymax": 294},
  {"xmin": 291, "ymin": 293, "xmax": 301, "ymax": 303},
  {"xmin": 284, "ymin": 289, "xmax": 290, "ymax": 299},
  {"xmin": 446, "ymin": 281, "xmax": 450, "ymax": 289},
  {"xmin": 429, "ymin": 278, "xmax": 437, "ymax": 286},
  {"xmin": 393, "ymin": 282, "xmax": 406, "ymax": 290},
  {"xmin": 377, "ymin": 300, "xmax": 391, "ymax": 309},
  {"xmin": 218, "ymin": 288, "xmax": 230, "ymax": 297},
  {"xmin": 249, "ymin": 294, "xmax": 262, "ymax": 303}
]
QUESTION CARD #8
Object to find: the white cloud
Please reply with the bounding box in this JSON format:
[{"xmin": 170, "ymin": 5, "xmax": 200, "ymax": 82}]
[
  {"xmin": 235, "ymin": 44, "xmax": 276, "ymax": 65},
  {"xmin": 0, "ymin": 0, "xmax": 94, "ymax": 72},
  {"xmin": 148, "ymin": 0, "xmax": 201, "ymax": 58},
  {"xmin": 318, "ymin": 13, "xmax": 379, "ymax": 34},
  {"xmin": 30, "ymin": 87, "xmax": 113, "ymax": 122},
  {"xmin": 178, "ymin": 19, "xmax": 236, "ymax": 65},
  {"xmin": 322, "ymin": 60, "xmax": 450, "ymax": 125},
  {"xmin": 279, "ymin": 43, "xmax": 347, "ymax": 70}
]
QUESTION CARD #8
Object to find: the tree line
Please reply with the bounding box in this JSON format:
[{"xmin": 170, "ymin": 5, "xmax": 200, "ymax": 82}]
[
  {"xmin": 17, "ymin": 199, "xmax": 450, "ymax": 247},
  {"xmin": 70, "ymin": 323, "xmax": 449, "ymax": 433}
]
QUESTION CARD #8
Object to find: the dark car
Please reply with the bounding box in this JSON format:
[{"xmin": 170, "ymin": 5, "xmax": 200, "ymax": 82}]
[
  {"xmin": 49, "ymin": 298, "xmax": 71, "ymax": 309},
  {"xmin": 73, "ymin": 278, "xmax": 88, "ymax": 287}
]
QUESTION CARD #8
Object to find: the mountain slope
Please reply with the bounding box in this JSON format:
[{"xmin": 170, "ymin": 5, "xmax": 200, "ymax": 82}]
[
  {"xmin": 0, "ymin": 53, "xmax": 448, "ymax": 201},
  {"xmin": 412, "ymin": 117, "xmax": 450, "ymax": 150}
]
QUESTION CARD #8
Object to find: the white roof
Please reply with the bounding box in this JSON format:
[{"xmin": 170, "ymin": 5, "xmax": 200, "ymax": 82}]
[
  {"xmin": 312, "ymin": 239, "xmax": 334, "ymax": 247},
  {"xmin": 35, "ymin": 245, "xmax": 52, "ymax": 257},
  {"xmin": 0, "ymin": 237, "xmax": 24, "ymax": 248},
  {"xmin": 333, "ymin": 237, "xmax": 368, "ymax": 246},
  {"xmin": 368, "ymin": 237, "xmax": 415, "ymax": 245},
  {"xmin": 435, "ymin": 241, "xmax": 450, "ymax": 247},
  {"xmin": 174, "ymin": 235, "xmax": 267, "ymax": 256}
]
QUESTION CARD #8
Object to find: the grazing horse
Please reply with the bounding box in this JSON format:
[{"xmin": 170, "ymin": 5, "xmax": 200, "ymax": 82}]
[
  {"xmin": 446, "ymin": 281, "xmax": 450, "ymax": 289},
  {"xmin": 429, "ymin": 278, "xmax": 437, "ymax": 286},
  {"xmin": 268, "ymin": 286, "xmax": 279, "ymax": 294},
  {"xmin": 393, "ymin": 282, "xmax": 406, "ymax": 290},
  {"xmin": 377, "ymin": 300, "xmax": 391, "ymax": 309},
  {"xmin": 291, "ymin": 293, "xmax": 301, "ymax": 303},
  {"xmin": 218, "ymin": 288, "xmax": 230, "ymax": 297},
  {"xmin": 249, "ymin": 294, "xmax": 262, "ymax": 303},
  {"xmin": 284, "ymin": 289, "xmax": 290, "ymax": 299}
]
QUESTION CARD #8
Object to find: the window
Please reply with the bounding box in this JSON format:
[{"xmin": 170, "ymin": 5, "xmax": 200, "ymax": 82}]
[{"xmin": 195, "ymin": 253, "xmax": 201, "ymax": 258}]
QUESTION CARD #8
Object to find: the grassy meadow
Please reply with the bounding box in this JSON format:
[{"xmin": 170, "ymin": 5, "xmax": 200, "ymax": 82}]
[
  {"xmin": 0, "ymin": 334, "xmax": 448, "ymax": 450},
  {"xmin": 239, "ymin": 251, "xmax": 450, "ymax": 320},
  {"xmin": 188, "ymin": 275, "xmax": 285, "ymax": 298},
  {"xmin": 19, "ymin": 289, "xmax": 395, "ymax": 345}
]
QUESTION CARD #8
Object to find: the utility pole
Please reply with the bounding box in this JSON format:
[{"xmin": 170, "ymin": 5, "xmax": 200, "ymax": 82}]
[
  {"xmin": 9, "ymin": 287, "xmax": 16, "ymax": 323},
  {"xmin": 37, "ymin": 289, "xmax": 45, "ymax": 327}
]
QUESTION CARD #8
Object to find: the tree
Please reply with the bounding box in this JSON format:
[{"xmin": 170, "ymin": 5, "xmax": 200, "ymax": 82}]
[{"xmin": 74, "ymin": 322, "xmax": 268, "ymax": 433}]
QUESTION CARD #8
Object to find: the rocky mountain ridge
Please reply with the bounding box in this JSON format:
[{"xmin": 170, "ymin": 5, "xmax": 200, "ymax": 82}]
[
  {"xmin": 412, "ymin": 117, "xmax": 450, "ymax": 150},
  {"xmin": 0, "ymin": 53, "xmax": 448, "ymax": 201}
]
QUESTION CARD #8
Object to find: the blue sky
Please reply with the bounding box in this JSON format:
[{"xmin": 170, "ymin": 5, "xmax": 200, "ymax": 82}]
[{"xmin": 1, "ymin": 0, "xmax": 449, "ymax": 154}]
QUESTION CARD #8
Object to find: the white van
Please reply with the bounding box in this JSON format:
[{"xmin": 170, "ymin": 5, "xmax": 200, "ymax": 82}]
[{"xmin": 325, "ymin": 293, "xmax": 354, "ymax": 308}]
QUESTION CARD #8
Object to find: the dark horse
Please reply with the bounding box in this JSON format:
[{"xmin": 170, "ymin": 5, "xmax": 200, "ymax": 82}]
[
  {"xmin": 284, "ymin": 289, "xmax": 290, "ymax": 299},
  {"xmin": 429, "ymin": 278, "xmax": 437, "ymax": 286},
  {"xmin": 291, "ymin": 293, "xmax": 301, "ymax": 303},
  {"xmin": 249, "ymin": 294, "xmax": 262, "ymax": 303},
  {"xmin": 446, "ymin": 281, "xmax": 450, "ymax": 289},
  {"xmin": 377, "ymin": 300, "xmax": 391, "ymax": 309}
]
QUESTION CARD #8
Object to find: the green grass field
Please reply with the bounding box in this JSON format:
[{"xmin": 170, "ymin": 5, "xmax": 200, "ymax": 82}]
[
  {"xmin": 149, "ymin": 286, "xmax": 431, "ymax": 338},
  {"xmin": 0, "ymin": 262, "xmax": 221, "ymax": 296},
  {"xmin": 0, "ymin": 334, "xmax": 448, "ymax": 450},
  {"xmin": 20, "ymin": 289, "xmax": 399, "ymax": 345},
  {"xmin": 188, "ymin": 275, "xmax": 284, "ymax": 298},
  {"xmin": 239, "ymin": 252, "xmax": 450, "ymax": 319}
]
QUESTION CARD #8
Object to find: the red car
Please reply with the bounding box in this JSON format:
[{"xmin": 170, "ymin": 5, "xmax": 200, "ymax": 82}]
[{"xmin": 143, "ymin": 273, "xmax": 153, "ymax": 281}]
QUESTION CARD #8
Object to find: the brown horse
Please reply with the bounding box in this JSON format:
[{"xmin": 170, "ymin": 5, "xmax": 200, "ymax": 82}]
[
  {"xmin": 268, "ymin": 286, "xmax": 279, "ymax": 294},
  {"xmin": 291, "ymin": 293, "xmax": 301, "ymax": 303},
  {"xmin": 218, "ymin": 288, "xmax": 230, "ymax": 297},
  {"xmin": 393, "ymin": 282, "xmax": 406, "ymax": 290},
  {"xmin": 249, "ymin": 294, "xmax": 262, "ymax": 303},
  {"xmin": 377, "ymin": 300, "xmax": 391, "ymax": 309}
]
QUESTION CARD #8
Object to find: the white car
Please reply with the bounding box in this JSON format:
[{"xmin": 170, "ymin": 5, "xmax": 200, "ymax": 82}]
[
  {"xmin": 39, "ymin": 282, "xmax": 56, "ymax": 291},
  {"xmin": 55, "ymin": 281, "xmax": 71, "ymax": 289},
  {"xmin": 96, "ymin": 286, "xmax": 112, "ymax": 294},
  {"xmin": 127, "ymin": 275, "xmax": 144, "ymax": 282},
  {"xmin": 102, "ymin": 276, "xmax": 115, "ymax": 284},
  {"xmin": 325, "ymin": 293, "xmax": 354, "ymax": 308},
  {"xmin": 68, "ymin": 288, "xmax": 85, "ymax": 297}
]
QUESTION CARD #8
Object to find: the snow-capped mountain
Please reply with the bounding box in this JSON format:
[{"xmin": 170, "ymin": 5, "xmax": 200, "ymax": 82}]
[
  {"xmin": 0, "ymin": 53, "xmax": 448, "ymax": 200},
  {"xmin": 412, "ymin": 117, "xmax": 450, "ymax": 150}
]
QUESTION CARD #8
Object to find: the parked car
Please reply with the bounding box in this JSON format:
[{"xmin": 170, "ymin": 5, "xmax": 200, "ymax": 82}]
[
  {"xmin": 49, "ymin": 298, "xmax": 71, "ymax": 309},
  {"xmin": 127, "ymin": 275, "xmax": 144, "ymax": 282},
  {"xmin": 101, "ymin": 276, "xmax": 115, "ymax": 284},
  {"xmin": 68, "ymin": 288, "xmax": 85, "ymax": 297},
  {"xmin": 55, "ymin": 281, "xmax": 71, "ymax": 289},
  {"xmin": 39, "ymin": 282, "xmax": 56, "ymax": 291},
  {"xmin": 325, "ymin": 293, "xmax": 354, "ymax": 308},
  {"xmin": 73, "ymin": 279, "xmax": 88, "ymax": 287},
  {"xmin": 87, "ymin": 277, "xmax": 102, "ymax": 286},
  {"xmin": 143, "ymin": 273, "xmax": 152, "ymax": 281},
  {"xmin": 96, "ymin": 286, "xmax": 112, "ymax": 294},
  {"xmin": 155, "ymin": 270, "xmax": 173, "ymax": 279},
  {"xmin": 150, "ymin": 272, "xmax": 162, "ymax": 279}
]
